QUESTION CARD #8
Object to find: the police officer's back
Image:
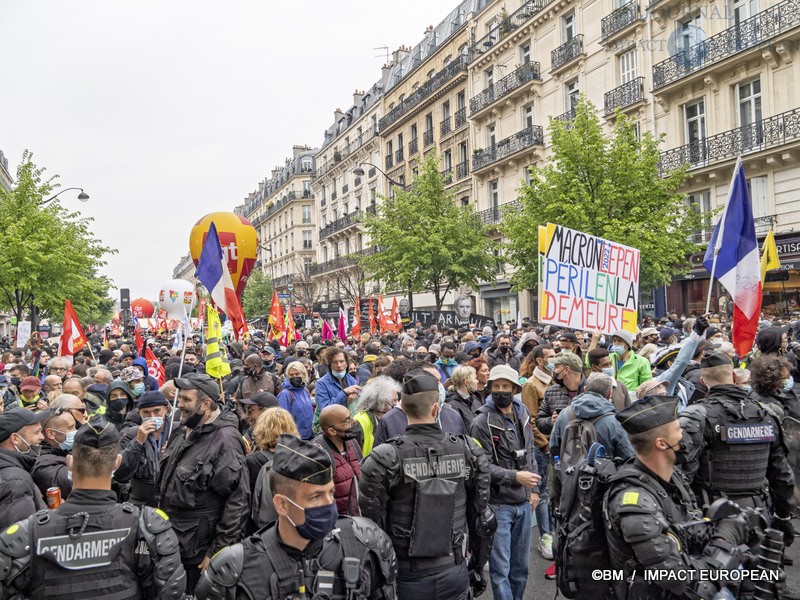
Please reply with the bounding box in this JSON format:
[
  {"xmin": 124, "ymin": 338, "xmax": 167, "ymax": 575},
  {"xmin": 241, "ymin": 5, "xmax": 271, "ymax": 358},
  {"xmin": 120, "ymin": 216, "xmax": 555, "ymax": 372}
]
[
  {"xmin": 196, "ymin": 434, "xmax": 397, "ymax": 600},
  {"xmin": 359, "ymin": 369, "xmax": 494, "ymax": 600},
  {"xmin": 0, "ymin": 414, "xmax": 186, "ymax": 600},
  {"xmin": 605, "ymin": 396, "xmax": 752, "ymax": 599},
  {"xmin": 680, "ymin": 352, "xmax": 796, "ymax": 543}
]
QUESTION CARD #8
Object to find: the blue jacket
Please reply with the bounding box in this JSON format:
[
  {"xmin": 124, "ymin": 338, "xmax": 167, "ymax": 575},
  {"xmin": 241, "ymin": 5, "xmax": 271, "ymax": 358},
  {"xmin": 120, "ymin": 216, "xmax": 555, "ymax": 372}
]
[
  {"xmin": 132, "ymin": 357, "xmax": 159, "ymax": 392},
  {"xmin": 277, "ymin": 379, "xmax": 314, "ymax": 440},
  {"xmin": 549, "ymin": 391, "xmax": 634, "ymax": 461},
  {"xmin": 434, "ymin": 359, "xmax": 458, "ymax": 383},
  {"xmin": 314, "ymin": 372, "xmax": 359, "ymax": 412}
]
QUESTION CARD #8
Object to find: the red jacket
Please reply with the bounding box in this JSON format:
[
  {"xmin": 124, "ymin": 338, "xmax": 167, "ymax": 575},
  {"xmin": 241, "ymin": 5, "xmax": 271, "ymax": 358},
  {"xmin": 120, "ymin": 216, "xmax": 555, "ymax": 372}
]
[{"xmin": 315, "ymin": 435, "xmax": 361, "ymax": 516}]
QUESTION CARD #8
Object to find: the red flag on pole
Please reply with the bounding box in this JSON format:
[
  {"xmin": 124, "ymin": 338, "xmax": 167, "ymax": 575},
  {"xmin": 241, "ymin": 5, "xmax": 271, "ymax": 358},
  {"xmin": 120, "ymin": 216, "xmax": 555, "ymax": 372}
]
[
  {"xmin": 351, "ymin": 297, "xmax": 361, "ymax": 338},
  {"xmin": 59, "ymin": 300, "xmax": 89, "ymax": 357},
  {"xmin": 368, "ymin": 296, "xmax": 376, "ymax": 335},
  {"xmin": 145, "ymin": 346, "xmax": 166, "ymax": 386},
  {"xmin": 377, "ymin": 295, "xmax": 390, "ymax": 333},
  {"xmin": 268, "ymin": 290, "xmax": 285, "ymax": 340},
  {"xmin": 389, "ymin": 297, "xmax": 401, "ymax": 333}
]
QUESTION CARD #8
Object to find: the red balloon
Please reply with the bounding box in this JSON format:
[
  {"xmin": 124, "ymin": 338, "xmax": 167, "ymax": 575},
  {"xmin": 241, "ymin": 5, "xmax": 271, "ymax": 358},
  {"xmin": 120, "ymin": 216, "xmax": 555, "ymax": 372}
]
[{"xmin": 131, "ymin": 298, "xmax": 155, "ymax": 318}]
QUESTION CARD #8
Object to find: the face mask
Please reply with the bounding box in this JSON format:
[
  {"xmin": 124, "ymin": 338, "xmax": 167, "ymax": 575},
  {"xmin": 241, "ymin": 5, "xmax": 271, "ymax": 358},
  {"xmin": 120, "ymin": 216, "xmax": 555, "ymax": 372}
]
[
  {"xmin": 740, "ymin": 385, "xmax": 752, "ymax": 393},
  {"xmin": 109, "ymin": 398, "xmax": 128, "ymax": 411},
  {"xmin": 493, "ymin": 391, "xmax": 514, "ymax": 409},
  {"xmin": 498, "ymin": 346, "xmax": 510, "ymax": 354},
  {"xmin": 143, "ymin": 416, "xmax": 165, "ymax": 431},
  {"xmin": 332, "ymin": 369, "xmax": 346, "ymax": 380},
  {"xmin": 403, "ymin": 348, "xmax": 414, "ymax": 356},
  {"xmin": 416, "ymin": 353, "xmax": 427, "ymax": 361},
  {"xmin": 341, "ymin": 424, "xmax": 360, "ymax": 441},
  {"xmin": 296, "ymin": 350, "xmax": 307, "ymax": 357},
  {"xmin": 783, "ymin": 377, "xmax": 795, "ymax": 392},
  {"xmin": 610, "ymin": 345, "xmax": 626, "ymax": 355},
  {"xmin": 545, "ymin": 359, "xmax": 556, "ymax": 373},
  {"xmin": 13, "ymin": 435, "xmax": 41, "ymax": 457},
  {"xmin": 53, "ymin": 429, "xmax": 76, "ymax": 451},
  {"xmin": 664, "ymin": 439, "xmax": 689, "ymax": 465},
  {"xmin": 441, "ymin": 358, "xmax": 455, "ymax": 366},
  {"xmin": 429, "ymin": 354, "xmax": 438, "ymax": 362},
  {"xmin": 10, "ymin": 377, "xmax": 21, "ymax": 387},
  {"xmin": 601, "ymin": 367, "xmax": 615, "ymax": 378},
  {"xmin": 183, "ymin": 406, "xmax": 206, "ymax": 429},
  {"xmin": 132, "ymin": 382, "xmax": 145, "ymax": 397},
  {"xmin": 438, "ymin": 383, "xmax": 446, "ymax": 406},
  {"xmin": 284, "ymin": 496, "xmax": 339, "ymax": 540},
  {"xmin": 289, "ymin": 376, "xmax": 305, "ymax": 388},
  {"xmin": 245, "ymin": 367, "xmax": 258, "ymax": 377}
]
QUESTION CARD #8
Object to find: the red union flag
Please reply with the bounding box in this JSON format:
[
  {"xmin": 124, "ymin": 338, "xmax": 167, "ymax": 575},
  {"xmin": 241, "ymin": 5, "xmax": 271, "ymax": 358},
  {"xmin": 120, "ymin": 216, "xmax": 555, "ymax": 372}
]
[
  {"xmin": 59, "ymin": 300, "xmax": 89, "ymax": 357},
  {"xmin": 145, "ymin": 346, "xmax": 166, "ymax": 386}
]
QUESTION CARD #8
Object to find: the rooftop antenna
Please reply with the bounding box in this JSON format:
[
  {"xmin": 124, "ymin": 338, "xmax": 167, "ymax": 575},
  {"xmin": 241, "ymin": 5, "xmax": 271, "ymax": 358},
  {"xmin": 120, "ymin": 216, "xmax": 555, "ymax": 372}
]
[{"xmin": 374, "ymin": 46, "xmax": 389, "ymax": 62}]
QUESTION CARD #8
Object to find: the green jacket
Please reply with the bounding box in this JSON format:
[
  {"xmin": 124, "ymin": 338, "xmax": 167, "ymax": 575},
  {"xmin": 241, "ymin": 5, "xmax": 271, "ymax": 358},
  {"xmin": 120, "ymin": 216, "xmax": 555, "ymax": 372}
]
[{"xmin": 611, "ymin": 350, "xmax": 652, "ymax": 393}]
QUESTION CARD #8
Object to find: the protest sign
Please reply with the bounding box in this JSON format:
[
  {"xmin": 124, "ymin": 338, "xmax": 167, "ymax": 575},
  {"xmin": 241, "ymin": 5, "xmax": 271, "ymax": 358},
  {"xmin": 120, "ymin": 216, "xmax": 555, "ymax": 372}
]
[
  {"xmin": 538, "ymin": 223, "xmax": 639, "ymax": 335},
  {"xmin": 16, "ymin": 321, "xmax": 31, "ymax": 348}
]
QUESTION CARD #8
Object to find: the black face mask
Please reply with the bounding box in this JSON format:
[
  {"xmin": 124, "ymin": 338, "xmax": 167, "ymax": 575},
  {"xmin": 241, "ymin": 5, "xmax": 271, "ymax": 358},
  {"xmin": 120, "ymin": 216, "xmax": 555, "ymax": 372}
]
[
  {"xmin": 493, "ymin": 391, "xmax": 514, "ymax": 408},
  {"xmin": 109, "ymin": 398, "xmax": 128, "ymax": 412},
  {"xmin": 184, "ymin": 406, "xmax": 206, "ymax": 429},
  {"xmin": 341, "ymin": 421, "xmax": 362, "ymax": 441},
  {"xmin": 416, "ymin": 353, "xmax": 428, "ymax": 360},
  {"xmin": 498, "ymin": 346, "xmax": 511, "ymax": 354},
  {"xmin": 289, "ymin": 377, "xmax": 305, "ymax": 388},
  {"xmin": 664, "ymin": 439, "xmax": 689, "ymax": 465},
  {"xmin": 10, "ymin": 377, "xmax": 20, "ymax": 387},
  {"xmin": 429, "ymin": 354, "xmax": 438, "ymax": 362},
  {"xmin": 246, "ymin": 367, "xmax": 260, "ymax": 377},
  {"xmin": 296, "ymin": 350, "xmax": 307, "ymax": 357}
]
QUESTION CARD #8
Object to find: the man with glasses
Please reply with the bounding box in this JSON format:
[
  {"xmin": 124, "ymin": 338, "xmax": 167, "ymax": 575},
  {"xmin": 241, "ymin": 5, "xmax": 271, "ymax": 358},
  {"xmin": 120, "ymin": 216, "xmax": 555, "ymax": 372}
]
[
  {"xmin": 32, "ymin": 401, "xmax": 78, "ymax": 499},
  {"xmin": 46, "ymin": 357, "xmax": 71, "ymax": 381}
]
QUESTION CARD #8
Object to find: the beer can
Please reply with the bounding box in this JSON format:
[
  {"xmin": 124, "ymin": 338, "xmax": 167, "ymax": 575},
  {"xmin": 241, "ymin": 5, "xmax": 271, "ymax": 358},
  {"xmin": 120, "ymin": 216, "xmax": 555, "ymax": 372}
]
[{"xmin": 46, "ymin": 487, "xmax": 62, "ymax": 509}]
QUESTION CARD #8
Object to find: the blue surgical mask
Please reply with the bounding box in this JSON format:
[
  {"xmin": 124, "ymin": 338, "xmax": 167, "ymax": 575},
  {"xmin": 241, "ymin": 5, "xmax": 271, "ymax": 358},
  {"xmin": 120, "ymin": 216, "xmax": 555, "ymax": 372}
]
[
  {"xmin": 133, "ymin": 382, "xmax": 145, "ymax": 397},
  {"xmin": 741, "ymin": 385, "xmax": 752, "ymax": 393},
  {"xmin": 438, "ymin": 383, "xmax": 446, "ymax": 406},
  {"xmin": 332, "ymin": 369, "xmax": 347, "ymax": 380},
  {"xmin": 284, "ymin": 496, "xmax": 339, "ymax": 540},
  {"xmin": 545, "ymin": 358, "xmax": 556, "ymax": 373},
  {"xmin": 610, "ymin": 345, "xmax": 626, "ymax": 355},
  {"xmin": 601, "ymin": 367, "xmax": 615, "ymax": 379},
  {"xmin": 54, "ymin": 429, "xmax": 76, "ymax": 452},
  {"xmin": 144, "ymin": 416, "xmax": 164, "ymax": 431},
  {"xmin": 783, "ymin": 377, "xmax": 795, "ymax": 392}
]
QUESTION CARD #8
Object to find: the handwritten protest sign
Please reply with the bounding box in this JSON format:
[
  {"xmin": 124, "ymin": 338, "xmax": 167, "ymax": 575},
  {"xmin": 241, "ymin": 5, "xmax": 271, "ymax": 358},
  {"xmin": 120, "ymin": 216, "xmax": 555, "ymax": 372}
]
[{"xmin": 538, "ymin": 223, "xmax": 639, "ymax": 335}]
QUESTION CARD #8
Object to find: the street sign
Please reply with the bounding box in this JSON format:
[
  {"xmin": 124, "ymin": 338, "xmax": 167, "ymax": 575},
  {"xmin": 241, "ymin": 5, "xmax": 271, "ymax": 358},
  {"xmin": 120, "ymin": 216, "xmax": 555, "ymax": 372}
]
[{"xmin": 277, "ymin": 293, "xmax": 290, "ymax": 300}]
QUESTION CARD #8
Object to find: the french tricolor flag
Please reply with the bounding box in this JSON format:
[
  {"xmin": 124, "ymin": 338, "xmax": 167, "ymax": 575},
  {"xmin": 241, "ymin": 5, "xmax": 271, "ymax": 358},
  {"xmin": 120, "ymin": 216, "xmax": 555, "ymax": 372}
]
[
  {"xmin": 195, "ymin": 222, "xmax": 247, "ymax": 340},
  {"xmin": 703, "ymin": 158, "xmax": 762, "ymax": 357}
]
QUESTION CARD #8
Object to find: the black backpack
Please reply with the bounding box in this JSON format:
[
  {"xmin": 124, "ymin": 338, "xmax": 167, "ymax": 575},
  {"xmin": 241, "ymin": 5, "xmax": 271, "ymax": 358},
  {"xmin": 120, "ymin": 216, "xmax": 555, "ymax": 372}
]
[{"xmin": 554, "ymin": 443, "xmax": 665, "ymax": 600}]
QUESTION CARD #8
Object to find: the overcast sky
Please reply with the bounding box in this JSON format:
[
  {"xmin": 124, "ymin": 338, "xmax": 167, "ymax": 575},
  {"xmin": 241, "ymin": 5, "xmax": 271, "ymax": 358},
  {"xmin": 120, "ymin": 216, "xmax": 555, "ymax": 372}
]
[{"xmin": 0, "ymin": 0, "xmax": 444, "ymax": 303}]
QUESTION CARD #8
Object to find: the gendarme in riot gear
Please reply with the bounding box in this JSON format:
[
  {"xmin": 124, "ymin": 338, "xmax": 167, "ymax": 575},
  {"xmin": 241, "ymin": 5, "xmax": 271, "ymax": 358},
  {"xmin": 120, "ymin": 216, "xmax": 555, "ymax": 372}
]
[
  {"xmin": 359, "ymin": 369, "xmax": 494, "ymax": 600},
  {"xmin": 196, "ymin": 434, "xmax": 397, "ymax": 600},
  {"xmin": 0, "ymin": 414, "xmax": 186, "ymax": 600}
]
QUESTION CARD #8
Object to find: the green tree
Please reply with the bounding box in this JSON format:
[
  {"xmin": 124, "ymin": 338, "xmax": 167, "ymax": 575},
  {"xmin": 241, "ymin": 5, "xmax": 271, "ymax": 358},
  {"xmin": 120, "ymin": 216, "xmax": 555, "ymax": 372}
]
[
  {"xmin": 241, "ymin": 269, "xmax": 273, "ymax": 318},
  {"xmin": 502, "ymin": 96, "xmax": 704, "ymax": 291},
  {"xmin": 361, "ymin": 154, "xmax": 502, "ymax": 311},
  {"xmin": 0, "ymin": 151, "xmax": 116, "ymax": 327}
]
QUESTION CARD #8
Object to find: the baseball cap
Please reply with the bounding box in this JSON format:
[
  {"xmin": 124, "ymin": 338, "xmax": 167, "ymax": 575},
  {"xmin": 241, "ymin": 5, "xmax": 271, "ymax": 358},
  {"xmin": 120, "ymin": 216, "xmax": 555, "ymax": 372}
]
[
  {"xmin": 174, "ymin": 372, "xmax": 220, "ymax": 401},
  {"xmin": 553, "ymin": 353, "xmax": 583, "ymax": 372},
  {"xmin": 239, "ymin": 391, "xmax": 279, "ymax": 408},
  {"xmin": 19, "ymin": 376, "xmax": 42, "ymax": 391},
  {"xmin": 0, "ymin": 408, "xmax": 49, "ymax": 443}
]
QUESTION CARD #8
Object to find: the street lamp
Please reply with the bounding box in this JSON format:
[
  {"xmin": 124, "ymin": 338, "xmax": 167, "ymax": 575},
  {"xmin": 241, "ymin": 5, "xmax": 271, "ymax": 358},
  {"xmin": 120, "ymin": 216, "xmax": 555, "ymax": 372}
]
[
  {"xmin": 352, "ymin": 163, "xmax": 408, "ymax": 190},
  {"xmin": 41, "ymin": 187, "xmax": 90, "ymax": 206}
]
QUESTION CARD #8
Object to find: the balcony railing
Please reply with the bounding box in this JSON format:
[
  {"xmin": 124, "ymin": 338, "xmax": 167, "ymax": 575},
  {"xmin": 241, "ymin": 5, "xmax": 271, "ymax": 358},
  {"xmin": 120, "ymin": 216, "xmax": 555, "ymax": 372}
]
[
  {"xmin": 385, "ymin": 154, "xmax": 394, "ymax": 169},
  {"xmin": 472, "ymin": 125, "xmax": 544, "ymax": 171},
  {"xmin": 309, "ymin": 246, "xmax": 379, "ymax": 277},
  {"xmin": 273, "ymin": 274, "xmax": 294, "ymax": 289},
  {"xmin": 478, "ymin": 201, "xmax": 521, "ymax": 225},
  {"xmin": 472, "ymin": 0, "xmax": 553, "ymax": 56},
  {"xmin": 424, "ymin": 129, "xmax": 435, "ymax": 147},
  {"xmin": 455, "ymin": 107, "xmax": 467, "ymax": 128},
  {"xmin": 409, "ymin": 138, "xmax": 419, "ymax": 156},
  {"xmin": 318, "ymin": 205, "xmax": 377, "ymax": 240},
  {"xmin": 552, "ymin": 35, "xmax": 584, "ymax": 71},
  {"xmin": 470, "ymin": 62, "xmax": 542, "ymax": 114},
  {"xmin": 601, "ymin": 1, "xmax": 640, "ymax": 40},
  {"xmin": 604, "ymin": 77, "xmax": 646, "ymax": 115},
  {"xmin": 378, "ymin": 56, "xmax": 468, "ymax": 131},
  {"xmin": 456, "ymin": 161, "xmax": 469, "ymax": 180},
  {"xmin": 441, "ymin": 116, "xmax": 452, "ymax": 136},
  {"xmin": 659, "ymin": 107, "xmax": 800, "ymax": 173},
  {"xmin": 553, "ymin": 108, "xmax": 576, "ymax": 123},
  {"xmin": 395, "ymin": 148, "xmax": 404, "ymax": 163},
  {"xmin": 254, "ymin": 190, "xmax": 304, "ymax": 224},
  {"xmin": 442, "ymin": 168, "xmax": 453, "ymax": 183},
  {"xmin": 315, "ymin": 126, "xmax": 377, "ymax": 178},
  {"xmin": 653, "ymin": 0, "xmax": 800, "ymax": 90}
]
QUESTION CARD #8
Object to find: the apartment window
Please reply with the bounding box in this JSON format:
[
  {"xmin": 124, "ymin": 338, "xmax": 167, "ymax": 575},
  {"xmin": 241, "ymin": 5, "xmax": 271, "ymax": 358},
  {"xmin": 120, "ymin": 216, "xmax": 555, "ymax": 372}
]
[
  {"xmin": 461, "ymin": 197, "xmax": 470, "ymax": 207},
  {"xmin": 302, "ymin": 180, "xmax": 311, "ymax": 195},
  {"xmin": 687, "ymin": 190, "xmax": 712, "ymax": 242},
  {"xmin": 302, "ymin": 230, "xmax": 312, "ymax": 249},
  {"xmin": 344, "ymin": 238, "xmax": 351, "ymax": 255},
  {"xmin": 302, "ymin": 205, "xmax": 311, "ymax": 224},
  {"xmin": 485, "ymin": 67, "xmax": 494, "ymax": 89},
  {"xmin": 444, "ymin": 150, "xmax": 453, "ymax": 171},
  {"xmin": 684, "ymin": 99, "xmax": 706, "ymax": 163},
  {"xmin": 677, "ymin": 13, "xmax": 702, "ymax": 58},
  {"xmin": 522, "ymin": 103, "xmax": 534, "ymax": 129},
  {"xmin": 738, "ymin": 78, "xmax": 763, "ymax": 148},
  {"xmin": 733, "ymin": 0, "xmax": 759, "ymax": 25},
  {"xmin": 494, "ymin": 248, "xmax": 504, "ymax": 274},
  {"xmin": 304, "ymin": 257, "xmax": 312, "ymax": 277},
  {"xmin": 370, "ymin": 188, "xmax": 377, "ymax": 204},
  {"xmin": 487, "ymin": 123, "xmax": 497, "ymax": 147},
  {"xmin": 525, "ymin": 164, "xmax": 535, "ymax": 185},
  {"xmin": 411, "ymin": 123, "xmax": 418, "ymax": 141},
  {"xmin": 457, "ymin": 91, "xmax": 466, "ymax": 112},
  {"xmin": 520, "ymin": 41, "xmax": 532, "ymax": 64},
  {"xmin": 425, "ymin": 113, "xmax": 434, "ymax": 132},
  {"xmin": 344, "ymin": 202, "xmax": 349, "ymax": 216},
  {"xmin": 619, "ymin": 48, "xmax": 637, "ymax": 84},
  {"xmin": 748, "ymin": 176, "xmax": 769, "ymax": 219},
  {"xmin": 489, "ymin": 180, "xmax": 500, "ymax": 210},
  {"xmin": 442, "ymin": 100, "xmax": 451, "ymax": 120},
  {"xmin": 565, "ymin": 79, "xmax": 580, "ymax": 112},
  {"xmin": 387, "ymin": 140, "xmax": 393, "ymax": 156},
  {"xmin": 458, "ymin": 141, "xmax": 468, "ymax": 165},
  {"xmin": 563, "ymin": 12, "xmax": 576, "ymax": 42},
  {"xmin": 301, "ymin": 157, "xmax": 312, "ymax": 172}
]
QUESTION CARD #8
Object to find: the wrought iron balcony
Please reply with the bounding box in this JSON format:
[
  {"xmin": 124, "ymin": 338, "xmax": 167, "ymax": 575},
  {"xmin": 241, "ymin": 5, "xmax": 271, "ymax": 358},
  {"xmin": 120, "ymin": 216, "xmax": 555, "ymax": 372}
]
[
  {"xmin": 256, "ymin": 191, "xmax": 303, "ymax": 223},
  {"xmin": 424, "ymin": 129, "xmax": 435, "ymax": 147},
  {"xmin": 455, "ymin": 107, "xmax": 467, "ymax": 129},
  {"xmin": 478, "ymin": 201, "xmax": 521, "ymax": 225},
  {"xmin": 472, "ymin": 0, "xmax": 551, "ymax": 56},
  {"xmin": 456, "ymin": 161, "xmax": 469, "ymax": 180},
  {"xmin": 553, "ymin": 108, "xmax": 576, "ymax": 123},
  {"xmin": 442, "ymin": 168, "xmax": 453, "ymax": 183},
  {"xmin": 395, "ymin": 148, "xmax": 404, "ymax": 164},
  {"xmin": 378, "ymin": 56, "xmax": 468, "ymax": 132},
  {"xmin": 472, "ymin": 125, "xmax": 544, "ymax": 172},
  {"xmin": 659, "ymin": 107, "xmax": 800, "ymax": 174},
  {"xmin": 385, "ymin": 154, "xmax": 394, "ymax": 169},
  {"xmin": 315, "ymin": 126, "xmax": 378, "ymax": 178},
  {"xmin": 309, "ymin": 246, "xmax": 379, "ymax": 277},
  {"xmin": 653, "ymin": 0, "xmax": 800, "ymax": 90},
  {"xmin": 302, "ymin": 189, "xmax": 312, "ymax": 198},
  {"xmin": 318, "ymin": 205, "xmax": 376, "ymax": 240},
  {"xmin": 409, "ymin": 138, "xmax": 419, "ymax": 156},
  {"xmin": 604, "ymin": 77, "xmax": 646, "ymax": 115},
  {"xmin": 273, "ymin": 274, "xmax": 294, "ymax": 289},
  {"xmin": 470, "ymin": 62, "xmax": 542, "ymax": 115},
  {"xmin": 441, "ymin": 116, "xmax": 452, "ymax": 136},
  {"xmin": 602, "ymin": 1, "xmax": 640, "ymax": 40},
  {"xmin": 551, "ymin": 35, "xmax": 584, "ymax": 71}
]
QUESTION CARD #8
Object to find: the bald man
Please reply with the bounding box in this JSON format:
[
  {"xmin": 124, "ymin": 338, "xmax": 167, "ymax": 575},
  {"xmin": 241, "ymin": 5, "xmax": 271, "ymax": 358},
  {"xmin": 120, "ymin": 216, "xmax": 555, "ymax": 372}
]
[
  {"xmin": 42, "ymin": 375, "xmax": 63, "ymax": 397},
  {"xmin": 62, "ymin": 378, "xmax": 85, "ymax": 400},
  {"xmin": 314, "ymin": 404, "xmax": 362, "ymax": 516},
  {"xmin": 92, "ymin": 369, "xmax": 113, "ymax": 385},
  {"xmin": 32, "ymin": 409, "xmax": 77, "ymax": 498},
  {"xmin": 50, "ymin": 394, "xmax": 88, "ymax": 426}
]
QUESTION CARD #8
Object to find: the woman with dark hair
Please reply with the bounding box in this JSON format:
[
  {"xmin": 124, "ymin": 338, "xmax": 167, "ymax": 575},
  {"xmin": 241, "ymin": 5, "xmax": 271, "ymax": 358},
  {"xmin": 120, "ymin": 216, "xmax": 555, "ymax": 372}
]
[
  {"xmin": 744, "ymin": 327, "xmax": 799, "ymax": 377},
  {"xmin": 748, "ymin": 355, "xmax": 800, "ymax": 420}
]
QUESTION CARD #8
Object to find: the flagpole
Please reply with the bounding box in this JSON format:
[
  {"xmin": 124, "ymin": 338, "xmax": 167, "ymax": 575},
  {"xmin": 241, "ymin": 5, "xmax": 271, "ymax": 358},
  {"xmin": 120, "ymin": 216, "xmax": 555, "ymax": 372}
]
[{"xmin": 705, "ymin": 157, "xmax": 741, "ymax": 314}]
